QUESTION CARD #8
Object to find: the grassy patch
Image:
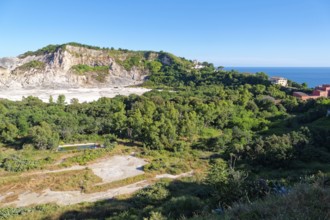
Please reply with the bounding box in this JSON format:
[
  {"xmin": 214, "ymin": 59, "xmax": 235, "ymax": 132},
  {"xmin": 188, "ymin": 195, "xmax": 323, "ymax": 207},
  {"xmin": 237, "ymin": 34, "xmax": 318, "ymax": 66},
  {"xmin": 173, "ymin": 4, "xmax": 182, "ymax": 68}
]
[
  {"xmin": 112, "ymin": 52, "xmax": 147, "ymax": 71},
  {"xmin": 0, "ymin": 169, "xmax": 102, "ymax": 199},
  {"xmin": 0, "ymin": 204, "xmax": 60, "ymax": 220},
  {"xmin": 16, "ymin": 61, "xmax": 45, "ymax": 71},
  {"xmin": 71, "ymin": 64, "xmax": 108, "ymax": 75},
  {"xmin": 60, "ymin": 146, "xmax": 126, "ymax": 167},
  {"xmin": 141, "ymin": 149, "xmax": 208, "ymax": 175},
  {"xmin": 0, "ymin": 150, "xmax": 58, "ymax": 173},
  {"xmin": 71, "ymin": 64, "xmax": 109, "ymax": 82},
  {"xmin": 49, "ymin": 169, "xmax": 102, "ymax": 191},
  {"xmin": 0, "ymin": 175, "xmax": 206, "ymax": 220},
  {"xmin": 85, "ymin": 174, "xmax": 147, "ymax": 193}
]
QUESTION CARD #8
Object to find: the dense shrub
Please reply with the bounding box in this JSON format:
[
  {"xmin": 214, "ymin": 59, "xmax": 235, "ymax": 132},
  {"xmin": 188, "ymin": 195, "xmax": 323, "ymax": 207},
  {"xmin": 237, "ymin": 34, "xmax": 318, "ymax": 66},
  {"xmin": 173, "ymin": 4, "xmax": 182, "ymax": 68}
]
[
  {"xmin": 1, "ymin": 155, "xmax": 42, "ymax": 172},
  {"xmin": 61, "ymin": 148, "xmax": 114, "ymax": 166},
  {"xmin": 17, "ymin": 60, "xmax": 45, "ymax": 71},
  {"xmin": 134, "ymin": 182, "xmax": 170, "ymax": 207},
  {"xmin": 220, "ymin": 183, "xmax": 330, "ymax": 220},
  {"xmin": 20, "ymin": 44, "xmax": 62, "ymax": 57},
  {"xmin": 0, "ymin": 204, "xmax": 59, "ymax": 219},
  {"xmin": 162, "ymin": 196, "xmax": 205, "ymax": 218}
]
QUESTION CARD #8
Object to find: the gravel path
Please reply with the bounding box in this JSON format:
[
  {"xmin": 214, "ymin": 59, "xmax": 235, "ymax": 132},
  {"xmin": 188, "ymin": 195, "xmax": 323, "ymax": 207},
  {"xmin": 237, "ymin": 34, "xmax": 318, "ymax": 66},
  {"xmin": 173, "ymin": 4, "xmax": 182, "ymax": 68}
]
[
  {"xmin": 4, "ymin": 172, "xmax": 193, "ymax": 207},
  {"xmin": 0, "ymin": 155, "xmax": 193, "ymax": 207},
  {"xmin": 22, "ymin": 155, "xmax": 147, "ymax": 183}
]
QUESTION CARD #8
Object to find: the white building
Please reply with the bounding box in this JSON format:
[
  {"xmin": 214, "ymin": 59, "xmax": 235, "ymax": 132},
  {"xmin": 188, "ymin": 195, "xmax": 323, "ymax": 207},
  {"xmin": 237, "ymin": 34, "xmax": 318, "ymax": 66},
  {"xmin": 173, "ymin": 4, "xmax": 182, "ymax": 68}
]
[
  {"xmin": 270, "ymin": 77, "xmax": 288, "ymax": 87},
  {"xmin": 193, "ymin": 60, "xmax": 205, "ymax": 69}
]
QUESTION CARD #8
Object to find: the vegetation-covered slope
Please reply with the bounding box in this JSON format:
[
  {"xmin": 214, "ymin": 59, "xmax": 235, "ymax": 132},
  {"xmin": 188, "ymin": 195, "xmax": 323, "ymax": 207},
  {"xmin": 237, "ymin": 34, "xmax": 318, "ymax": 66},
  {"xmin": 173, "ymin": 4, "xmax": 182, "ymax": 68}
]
[
  {"xmin": 0, "ymin": 42, "xmax": 195, "ymax": 89},
  {"xmin": 0, "ymin": 44, "xmax": 330, "ymax": 219},
  {"xmin": 18, "ymin": 42, "xmax": 192, "ymax": 73}
]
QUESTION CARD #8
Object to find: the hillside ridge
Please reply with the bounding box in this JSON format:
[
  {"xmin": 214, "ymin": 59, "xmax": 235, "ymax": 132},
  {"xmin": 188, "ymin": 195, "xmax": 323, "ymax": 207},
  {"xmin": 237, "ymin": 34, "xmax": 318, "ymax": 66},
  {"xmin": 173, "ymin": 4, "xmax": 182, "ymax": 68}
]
[{"xmin": 0, "ymin": 43, "xmax": 192, "ymax": 89}]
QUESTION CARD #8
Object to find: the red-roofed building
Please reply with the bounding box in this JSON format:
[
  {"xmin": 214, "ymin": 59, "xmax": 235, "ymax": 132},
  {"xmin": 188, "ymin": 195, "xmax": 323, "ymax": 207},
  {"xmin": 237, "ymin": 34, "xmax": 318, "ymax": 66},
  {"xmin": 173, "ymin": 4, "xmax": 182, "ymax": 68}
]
[
  {"xmin": 312, "ymin": 90, "xmax": 328, "ymax": 97},
  {"xmin": 294, "ymin": 84, "xmax": 330, "ymax": 100},
  {"xmin": 314, "ymin": 84, "xmax": 330, "ymax": 97},
  {"xmin": 293, "ymin": 92, "xmax": 312, "ymax": 101}
]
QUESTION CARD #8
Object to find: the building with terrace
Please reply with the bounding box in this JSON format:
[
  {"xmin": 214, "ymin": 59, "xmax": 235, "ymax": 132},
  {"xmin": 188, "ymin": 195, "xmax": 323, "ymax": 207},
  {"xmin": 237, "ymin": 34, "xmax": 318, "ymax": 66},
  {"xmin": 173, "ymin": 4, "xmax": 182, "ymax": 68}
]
[
  {"xmin": 270, "ymin": 77, "xmax": 288, "ymax": 87},
  {"xmin": 293, "ymin": 84, "xmax": 330, "ymax": 100}
]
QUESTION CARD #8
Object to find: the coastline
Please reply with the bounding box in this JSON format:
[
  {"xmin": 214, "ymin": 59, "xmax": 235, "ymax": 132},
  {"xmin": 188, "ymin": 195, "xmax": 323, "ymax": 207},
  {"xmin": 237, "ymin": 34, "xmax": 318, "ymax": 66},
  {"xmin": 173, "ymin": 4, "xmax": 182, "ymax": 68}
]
[{"xmin": 224, "ymin": 67, "xmax": 330, "ymax": 88}]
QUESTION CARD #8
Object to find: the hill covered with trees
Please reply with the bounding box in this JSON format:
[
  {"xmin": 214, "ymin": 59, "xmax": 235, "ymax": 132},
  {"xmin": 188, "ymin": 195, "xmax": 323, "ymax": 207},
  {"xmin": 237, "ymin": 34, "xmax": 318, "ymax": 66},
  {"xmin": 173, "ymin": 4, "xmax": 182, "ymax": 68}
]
[
  {"xmin": 0, "ymin": 44, "xmax": 329, "ymax": 219},
  {"xmin": 0, "ymin": 42, "xmax": 193, "ymax": 89}
]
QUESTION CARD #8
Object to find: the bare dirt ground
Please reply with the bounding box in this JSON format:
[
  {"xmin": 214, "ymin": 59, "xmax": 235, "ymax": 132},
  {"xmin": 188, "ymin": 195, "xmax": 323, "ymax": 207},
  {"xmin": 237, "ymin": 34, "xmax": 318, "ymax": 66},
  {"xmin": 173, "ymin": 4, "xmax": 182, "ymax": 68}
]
[
  {"xmin": 0, "ymin": 155, "xmax": 193, "ymax": 207},
  {"xmin": 0, "ymin": 87, "xmax": 151, "ymax": 103},
  {"xmin": 30, "ymin": 155, "xmax": 147, "ymax": 183},
  {"xmin": 4, "ymin": 172, "xmax": 193, "ymax": 207}
]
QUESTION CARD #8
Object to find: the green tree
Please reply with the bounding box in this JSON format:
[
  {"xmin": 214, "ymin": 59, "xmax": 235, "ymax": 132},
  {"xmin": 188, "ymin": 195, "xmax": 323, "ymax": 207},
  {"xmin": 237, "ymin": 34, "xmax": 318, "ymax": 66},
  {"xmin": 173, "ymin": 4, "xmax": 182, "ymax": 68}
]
[
  {"xmin": 255, "ymin": 72, "xmax": 268, "ymax": 80},
  {"xmin": 17, "ymin": 115, "xmax": 29, "ymax": 136},
  {"xmin": 57, "ymin": 94, "xmax": 66, "ymax": 105},
  {"xmin": 207, "ymin": 159, "xmax": 248, "ymax": 208},
  {"xmin": 148, "ymin": 61, "xmax": 162, "ymax": 73},
  {"xmin": 1, "ymin": 123, "xmax": 19, "ymax": 143},
  {"xmin": 49, "ymin": 95, "xmax": 54, "ymax": 103},
  {"xmin": 29, "ymin": 122, "xmax": 59, "ymax": 150},
  {"xmin": 70, "ymin": 98, "xmax": 79, "ymax": 105},
  {"xmin": 302, "ymin": 82, "xmax": 308, "ymax": 88}
]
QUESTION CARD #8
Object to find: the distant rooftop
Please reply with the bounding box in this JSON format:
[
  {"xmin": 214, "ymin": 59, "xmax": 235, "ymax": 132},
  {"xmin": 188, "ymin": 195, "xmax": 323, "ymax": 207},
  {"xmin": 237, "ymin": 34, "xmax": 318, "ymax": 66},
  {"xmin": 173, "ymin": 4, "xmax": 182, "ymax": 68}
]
[
  {"xmin": 316, "ymin": 84, "xmax": 330, "ymax": 88},
  {"xmin": 293, "ymin": 92, "xmax": 309, "ymax": 96},
  {"xmin": 270, "ymin": 76, "xmax": 287, "ymax": 80}
]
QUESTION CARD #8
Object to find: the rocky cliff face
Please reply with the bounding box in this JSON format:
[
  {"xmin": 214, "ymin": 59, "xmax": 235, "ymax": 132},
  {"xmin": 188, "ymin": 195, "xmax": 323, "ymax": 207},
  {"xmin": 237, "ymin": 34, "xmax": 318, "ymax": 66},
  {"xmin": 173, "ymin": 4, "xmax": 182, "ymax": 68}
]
[{"xmin": 0, "ymin": 45, "xmax": 151, "ymax": 89}]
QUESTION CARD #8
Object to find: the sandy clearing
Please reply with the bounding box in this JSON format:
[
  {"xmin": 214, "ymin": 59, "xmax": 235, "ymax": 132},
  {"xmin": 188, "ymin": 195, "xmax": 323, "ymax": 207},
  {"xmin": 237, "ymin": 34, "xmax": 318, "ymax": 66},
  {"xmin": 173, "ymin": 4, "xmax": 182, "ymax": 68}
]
[
  {"xmin": 0, "ymin": 87, "xmax": 151, "ymax": 103},
  {"xmin": 88, "ymin": 156, "xmax": 147, "ymax": 182},
  {"xmin": 0, "ymin": 192, "xmax": 14, "ymax": 202},
  {"xmin": 0, "ymin": 155, "xmax": 148, "ymax": 207},
  {"xmin": 26, "ymin": 155, "xmax": 148, "ymax": 183},
  {"xmin": 4, "ymin": 171, "xmax": 193, "ymax": 207},
  {"xmin": 0, "ymin": 155, "xmax": 193, "ymax": 207}
]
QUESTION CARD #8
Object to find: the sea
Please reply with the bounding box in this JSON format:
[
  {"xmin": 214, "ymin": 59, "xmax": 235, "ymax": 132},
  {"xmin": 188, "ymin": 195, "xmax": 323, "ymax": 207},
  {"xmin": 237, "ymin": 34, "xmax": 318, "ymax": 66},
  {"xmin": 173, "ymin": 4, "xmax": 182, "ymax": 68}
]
[{"xmin": 223, "ymin": 67, "xmax": 330, "ymax": 88}]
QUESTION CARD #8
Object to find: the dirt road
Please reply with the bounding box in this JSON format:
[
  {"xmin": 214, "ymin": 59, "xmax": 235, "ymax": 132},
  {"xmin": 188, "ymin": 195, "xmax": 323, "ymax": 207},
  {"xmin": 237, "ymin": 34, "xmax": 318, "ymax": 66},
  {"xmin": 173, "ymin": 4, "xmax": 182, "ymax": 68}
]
[{"xmin": 0, "ymin": 155, "xmax": 193, "ymax": 207}]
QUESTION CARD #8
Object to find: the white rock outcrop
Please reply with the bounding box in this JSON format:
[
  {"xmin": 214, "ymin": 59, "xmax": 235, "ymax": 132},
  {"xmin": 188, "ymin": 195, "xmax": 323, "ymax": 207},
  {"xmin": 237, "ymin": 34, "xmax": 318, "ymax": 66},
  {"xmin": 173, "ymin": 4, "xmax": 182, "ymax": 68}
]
[{"xmin": 0, "ymin": 45, "xmax": 149, "ymax": 89}]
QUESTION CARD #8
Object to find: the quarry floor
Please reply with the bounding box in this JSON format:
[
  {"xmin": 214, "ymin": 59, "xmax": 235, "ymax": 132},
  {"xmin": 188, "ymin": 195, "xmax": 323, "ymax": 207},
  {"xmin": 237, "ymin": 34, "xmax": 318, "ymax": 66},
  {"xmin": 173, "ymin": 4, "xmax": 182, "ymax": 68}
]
[{"xmin": 0, "ymin": 87, "xmax": 151, "ymax": 103}]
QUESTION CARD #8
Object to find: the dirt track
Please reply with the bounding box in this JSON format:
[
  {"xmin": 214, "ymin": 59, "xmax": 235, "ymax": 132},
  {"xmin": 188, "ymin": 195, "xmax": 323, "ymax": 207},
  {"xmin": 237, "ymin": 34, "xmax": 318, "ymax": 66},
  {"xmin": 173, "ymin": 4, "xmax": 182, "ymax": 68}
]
[
  {"xmin": 4, "ymin": 172, "xmax": 193, "ymax": 207},
  {"xmin": 0, "ymin": 155, "xmax": 193, "ymax": 207}
]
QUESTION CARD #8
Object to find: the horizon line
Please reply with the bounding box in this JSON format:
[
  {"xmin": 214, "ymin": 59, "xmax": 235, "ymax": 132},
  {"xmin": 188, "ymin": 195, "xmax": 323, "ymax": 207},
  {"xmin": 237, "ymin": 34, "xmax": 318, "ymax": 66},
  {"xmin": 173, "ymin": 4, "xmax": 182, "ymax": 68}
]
[{"xmin": 223, "ymin": 66, "xmax": 330, "ymax": 68}]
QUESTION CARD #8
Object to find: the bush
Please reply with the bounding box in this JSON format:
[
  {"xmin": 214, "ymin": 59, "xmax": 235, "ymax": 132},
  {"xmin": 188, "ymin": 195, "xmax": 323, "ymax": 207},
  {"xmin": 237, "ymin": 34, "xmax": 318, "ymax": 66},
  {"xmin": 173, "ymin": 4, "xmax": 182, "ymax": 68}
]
[
  {"xmin": 62, "ymin": 148, "xmax": 112, "ymax": 166},
  {"xmin": 1, "ymin": 155, "xmax": 42, "ymax": 172},
  {"xmin": 29, "ymin": 122, "xmax": 59, "ymax": 150},
  {"xmin": 17, "ymin": 61, "xmax": 45, "ymax": 71},
  {"xmin": 0, "ymin": 204, "xmax": 59, "ymax": 219},
  {"xmin": 121, "ymin": 55, "xmax": 142, "ymax": 70},
  {"xmin": 20, "ymin": 44, "xmax": 61, "ymax": 57},
  {"xmin": 221, "ymin": 183, "xmax": 330, "ymax": 220},
  {"xmin": 145, "ymin": 211, "xmax": 167, "ymax": 220},
  {"xmin": 134, "ymin": 182, "xmax": 170, "ymax": 207},
  {"xmin": 206, "ymin": 159, "xmax": 249, "ymax": 207},
  {"xmin": 71, "ymin": 64, "xmax": 109, "ymax": 75},
  {"xmin": 102, "ymin": 134, "xmax": 117, "ymax": 150},
  {"xmin": 162, "ymin": 196, "xmax": 205, "ymax": 218},
  {"xmin": 71, "ymin": 64, "xmax": 109, "ymax": 82}
]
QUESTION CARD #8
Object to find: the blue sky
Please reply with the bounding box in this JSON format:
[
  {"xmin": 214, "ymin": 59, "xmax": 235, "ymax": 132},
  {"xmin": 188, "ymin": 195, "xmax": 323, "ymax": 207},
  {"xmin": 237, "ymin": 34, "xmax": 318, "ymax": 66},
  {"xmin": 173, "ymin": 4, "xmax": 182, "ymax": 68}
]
[{"xmin": 0, "ymin": 0, "xmax": 330, "ymax": 67}]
